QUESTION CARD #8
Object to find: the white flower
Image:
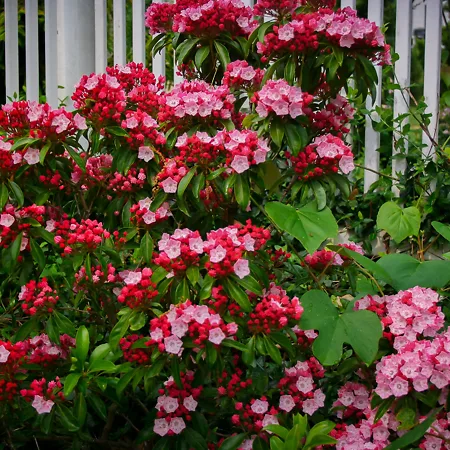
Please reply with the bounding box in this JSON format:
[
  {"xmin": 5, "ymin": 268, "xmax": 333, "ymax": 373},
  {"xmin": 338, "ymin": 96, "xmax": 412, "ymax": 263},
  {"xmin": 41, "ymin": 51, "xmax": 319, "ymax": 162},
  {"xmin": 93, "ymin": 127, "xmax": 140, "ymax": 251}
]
[
  {"xmin": 138, "ymin": 146, "xmax": 155, "ymax": 162},
  {"xmin": 208, "ymin": 328, "xmax": 226, "ymax": 345},
  {"xmin": 24, "ymin": 148, "xmax": 40, "ymax": 165}
]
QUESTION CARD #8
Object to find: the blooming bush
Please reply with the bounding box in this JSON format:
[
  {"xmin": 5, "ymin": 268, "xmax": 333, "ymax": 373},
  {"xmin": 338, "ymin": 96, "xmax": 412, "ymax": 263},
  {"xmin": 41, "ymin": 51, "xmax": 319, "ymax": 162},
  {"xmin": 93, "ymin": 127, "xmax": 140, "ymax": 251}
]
[{"xmin": 0, "ymin": 1, "xmax": 449, "ymax": 449}]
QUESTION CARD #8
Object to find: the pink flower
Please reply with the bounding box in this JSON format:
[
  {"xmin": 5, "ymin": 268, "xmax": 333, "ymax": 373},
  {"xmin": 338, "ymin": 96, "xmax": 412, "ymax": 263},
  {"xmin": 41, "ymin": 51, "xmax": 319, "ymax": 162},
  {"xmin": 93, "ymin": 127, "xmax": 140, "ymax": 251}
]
[
  {"xmin": 161, "ymin": 177, "xmax": 178, "ymax": 193},
  {"xmin": 171, "ymin": 319, "xmax": 189, "ymax": 338},
  {"xmin": 251, "ymin": 399, "xmax": 269, "ymax": 415},
  {"xmin": 233, "ymin": 258, "xmax": 250, "ymax": 279},
  {"xmin": 389, "ymin": 376, "xmax": 409, "ymax": 397},
  {"xmin": 169, "ymin": 417, "xmax": 186, "ymax": 434},
  {"xmin": 230, "ymin": 155, "xmax": 250, "ymax": 174},
  {"xmin": 0, "ymin": 214, "xmax": 15, "ymax": 228},
  {"xmin": 302, "ymin": 399, "xmax": 320, "ymax": 415},
  {"xmin": 164, "ymin": 335, "xmax": 183, "ymax": 354},
  {"xmin": 278, "ymin": 24, "xmax": 294, "ymax": 41},
  {"xmin": 153, "ymin": 418, "xmax": 169, "ymax": 436},
  {"xmin": 189, "ymin": 237, "xmax": 204, "ymax": 254},
  {"xmin": 0, "ymin": 345, "xmax": 10, "ymax": 363},
  {"xmin": 209, "ymin": 327, "xmax": 226, "ymax": 345},
  {"xmin": 138, "ymin": 146, "xmax": 155, "ymax": 162},
  {"xmin": 210, "ymin": 245, "xmax": 227, "ymax": 263},
  {"xmin": 120, "ymin": 271, "xmax": 142, "ymax": 285},
  {"xmin": 73, "ymin": 113, "xmax": 87, "ymax": 130},
  {"xmin": 162, "ymin": 396, "xmax": 179, "ymax": 413},
  {"xmin": 24, "ymin": 148, "xmax": 40, "ymax": 165},
  {"xmin": 296, "ymin": 376, "xmax": 314, "ymax": 394},
  {"xmin": 32, "ymin": 395, "xmax": 55, "ymax": 414},
  {"xmin": 279, "ymin": 394, "xmax": 295, "ymax": 412},
  {"xmin": 183, "ymin": 395, "xmax": 198, "ymax": 411},
  {"xmin": 164, "ymin": 239, "xmax": 182, "ymax": 259},
  {"xmin": 339, "ymin": 155, "xmax": 355, "ymax": 174},
  {"xmin": 262, "ymin": 414, "xmax": 279, "ymax": 428}
]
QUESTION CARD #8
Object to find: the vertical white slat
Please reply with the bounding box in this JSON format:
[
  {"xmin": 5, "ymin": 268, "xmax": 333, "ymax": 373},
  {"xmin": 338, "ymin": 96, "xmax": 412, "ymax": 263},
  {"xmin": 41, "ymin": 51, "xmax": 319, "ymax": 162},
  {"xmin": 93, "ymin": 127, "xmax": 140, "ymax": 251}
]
[
  {"xmin": 363, "ymin": 0, "xmax": 383, "ymax": 192},
  {"xmin": 95, "ymin": 0, "xmax": 107, "ymax": 72},
  {"xmin": 174, "ymin": 53, "xmax": 184, "ymax": 85},
  {"xmin": 152, "ymin": 44, "xmax": 166, "ymax": 79},
  {"xmin": 5, "ymin": 0, "xmax": 20, "ymax": 101},
  {"xmin": 392, "ymin": 0, "xmax": 413, "ymax": 195},
  {"xmin": 113, "ymin": 0, "xmax": 127, "ymax": 65},
  {"xmin": 422, "ymin": 0, "xmax": 442, "ymax": 159},
  {"xmin": 57, "ymin": 0, "xmax": 95, "ymax": 109},
  {"xmin": 45, "ymin": 0, "xmax": 58, "ymax": 107},
  {"xmin": 132, "ymin": 0, "xmax": 146, "ymax": 64},
  {"xmin": 25, "ymin": 0, "xmax": 39, "ymax": 101}
]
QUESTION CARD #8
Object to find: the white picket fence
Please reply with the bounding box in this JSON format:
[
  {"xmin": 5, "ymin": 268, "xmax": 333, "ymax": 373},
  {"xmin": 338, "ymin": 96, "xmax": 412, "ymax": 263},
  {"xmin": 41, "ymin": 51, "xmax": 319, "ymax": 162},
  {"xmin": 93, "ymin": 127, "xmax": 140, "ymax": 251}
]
[{"xmin": 1, "ymin": 0, "xmax": 443, "ymax": 193}]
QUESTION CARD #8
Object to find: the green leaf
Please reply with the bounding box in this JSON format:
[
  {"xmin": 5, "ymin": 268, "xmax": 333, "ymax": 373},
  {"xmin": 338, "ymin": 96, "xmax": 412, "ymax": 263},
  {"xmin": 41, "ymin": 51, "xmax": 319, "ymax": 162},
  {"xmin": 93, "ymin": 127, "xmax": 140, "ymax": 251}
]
[
  {"xmin": 8, "ymin": 232, "xmax": 23, "ymax": 272},
  {"xmin": 284, "ymin": 122, "xmax": 306, "ymax": 156},
  {"xmin": 266, "ymin": 201, "xmax": 338, "ymax": 255},
  {"xmin": 304, "ymin": 435, "xmax": 337, "ymax": 449},
  {"xmin": 87, "ymin": 394, "xmax": 107, "ymax": 421},
  {"xmin": 109, "ymin": 309, "xmax": 132, "ymax": 349},
  {"xmin": 74, "ymin": 393, "xmax": 87, "ymax": 427},
  {"xmin": 106, "ymin": 126, "xmax": 130, "ymax": 137},
  {"xmin": 192, "ymin": 172, "xmax": 205, "ymax": 199},
  {"xmin": 377, "ymin": 253, "xmax": 450, "ymax": 290},
  {"xmin": 432, "ymin": 221, "xmax": 450, "ymax": 242},
  {"xmin": 269, "ymin": 436, "xmax": 284, "ymax": 450},
  {"xmin": 263, "ymin": 336, "xmax": 282, "ymax": 365},
  {"xmin": 284, "ymin": 425, "xmax": 301, "ymax": 450},
  {"xmin": 263, "ymin": 425, "xmax": 288, "ymax": 440},
  {"xmin": 222, "ymin": 279, "xmax": 252, "ymax": 312},
  {"xmin": 186, "ymin": 266, "xmax": 200, "ymax": 286},
  {"xmin": 310, "ymin": 180, "xmax": 326, "ymax": 211},
  {"xmin": 39, "ymin": 142, "xmax": 52, "ymax": 164},
  {"xmin": 13, "ymin": 318, "xmax": 38, "ymax": 342},
  {"xmin": 46, "ymin": 316, "xmax": 60, "ymax": 344},
  {"xmin": 221, "ymin": 339, "xmax": 249, "ymax": 352},
  {"xmin": 90, "ymin": 343, "xmax": 111, "ymax": 362},
  {"xmin": 88, "ymin": 360, "xmax": 116, "ymax": 373},
  {"xmin": 52, "ymin": 311, "xmax": 76, "ymax": 336},
  {"xmin": 377, "ymin": 202, "xmax": 421, "ymax": 244},
  {"xmin": 299, "ymin": 290, "xmax": 382, "ymax": 366},
  {"xmin": 184, "ymin": 427, "xmax": 208, "ymax": 450},
  {"xmin": 178, "ymin": 166, "xmax": 197, "ymax": 198},
  {"xmin": 74, "ymin": 326, "xmax": 90, "ymax": 365},
  {"xmin": 146, "ymin": 356, "xmax": 166, "ymax": 378},
  {"xmin": 235, "ymin": 173, "xmax": 250, "ymax": 210},
  {"xmin": 384, "ymin": 408, "xmax": 442, "ymax": 450},
  {"xmin": 214, "ymin": 41, "xmax": 231, "ymax": 69},
  {"xmin": 270, "ymin": 117, "xmax": 284, "ymax": 148},
  {"xmin": 64, "ymin": 373, "xmax": 82, "ymax": 397},
  {"xmin": 130, "ymin": 311, "xmax": 147, "ymax": 331},
  {"xmin": 64, "ymin": 145, "xmax": 86, "ymax": 171},
  {"xmin": 0, "ymin": 184, "xmax": 8, "ymax": 209},
  {"xmin": 233, "ymin": 274, "xmax": 262, "ymax": 296},
  {"xmin": 10, "ymin": 137, "xmax": 41, "ymax": 152},
  {"xmin": 116, "ymin": 369, "xmax": 137, "ymax": 396},
  {"xmin": 374, "ymin": 397, "xmax": 395, "ymax": 423},
  {"xmin": 305, "ymin": 421, "xmax": 335, "ymax": 444},
  {"xmin": 284, "ymin": 56, "xmax": 296, "ymax": 84},
  {"xmin": 56, "ymin": 404, "xmax": 80, "ymax": 432},
  {"xmin": 195, "ymin": 46, "xmax": 211, "ymax": 70},
  {"xmin": 176, "ymin": 38, "xmax": 200, "ymax": 64},
  {"xmin": 8, "ymin": 181, "xmax": 24, "ymax": 207},
  {"xmin": 140, "ymin": 232, "xmax": 154, "ymax": 265},
  {"xmin": 219, "ymin": 433, "xmax": 247, "ymax": 450},
  {"xmin": 242, "ymin": 336, "xmax": 255, "ymax": 366},
  {"xmin": 258, "ymin": 22, "xmax": 273, "ymax": 42}
]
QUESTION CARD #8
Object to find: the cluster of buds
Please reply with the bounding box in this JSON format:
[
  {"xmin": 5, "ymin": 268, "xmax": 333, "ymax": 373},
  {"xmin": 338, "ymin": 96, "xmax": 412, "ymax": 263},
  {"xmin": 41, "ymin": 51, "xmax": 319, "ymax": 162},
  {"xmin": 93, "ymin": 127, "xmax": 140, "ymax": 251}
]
[
  {"xmin": 130, "ymin": 197, "xmax": 171, "ymax": 227},
  {"xmin": 223, "ymin": 61, "xmax": 265, "ymax": 92},
  {"xmin": 116, "ymin": 268, "xmax": 158, "ymax": 309},
  {"xmin": 18, "ymin": 278, "xmax": 59, "ymax": 316},
  {"xmin": 20, "ymin": 377, "xmax": 63, "ymax": 414},
  {"xmin": 232, "ymin": 397, "xmax": 279, "ymax": 432}
]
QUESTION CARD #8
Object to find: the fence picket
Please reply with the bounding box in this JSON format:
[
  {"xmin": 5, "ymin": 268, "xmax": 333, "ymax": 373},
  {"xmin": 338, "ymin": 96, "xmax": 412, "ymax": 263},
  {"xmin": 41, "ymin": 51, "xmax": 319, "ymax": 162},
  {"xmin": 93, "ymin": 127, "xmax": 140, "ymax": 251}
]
[
  {"xmin": 392, "ymin": 0, "xmax": 413, "ymax": 194},
  {"xmin": 132, "ymin": 0, "xmax": 146, "ymax": 64},
  {"xmin": 44, "ymin": 0, "xmax": 58, "ymax": 107},
  {"xmin": 422, "ymin": 0, "xmax": 442, "ymax": 159},
  {"xmin": 113, "ymin": 0, "xmax": 127, "ymax": 65},
  {"xmin": 25, "ymin": 0, "xmax": 39, "ymax": 102},
  {"xmin": 363, "ymin": 0, "xmax": 383, "ymax": 192},
  {"xmin": 5, "ymin": 0, "xmax": 19, "ymax": 101},
  {"xmin": 95, "ymin": 0, "xmax": 108, "ymax": 72}
]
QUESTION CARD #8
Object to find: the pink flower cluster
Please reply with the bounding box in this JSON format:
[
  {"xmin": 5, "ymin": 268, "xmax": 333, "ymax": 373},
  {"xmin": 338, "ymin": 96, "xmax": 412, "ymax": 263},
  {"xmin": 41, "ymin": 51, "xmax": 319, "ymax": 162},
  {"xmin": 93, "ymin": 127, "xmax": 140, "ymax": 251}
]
[
  {"xmin": 148, "ymin": 300, "xmax": 238, "ymax": 355},
  {"xmin": 203, "ymin": 221, "xmax": 270, "ymax": 278},
  {"xmin": 288, "ymin": 134, "xmax": 354, "ymax": 181},
  {"xmin": 332, "ymin": 382, "xmax": 370, "ymax": 419},
  {"xmin": 106, "ymin": 166, "xmax": 147, "ymax": 193},
  {"xmin": 247, "ymin": 283, "xmax": 303, "ymax": 334},
  {"xmin": 419, "ymin": 416, "xmax": 450, "ymax": 450},
  {"xmin": 253, "ymin": 79, "xmax": 314, "ymax": 119},
  {"xmin": 130, "ymin": 197, "xmax": 171, "ymax": 227},
  {"xmin": 71, "ymin": 154, "xmax": 113, "ymax": 188},
  {"xmin": 1, "ymin": 204, "xmax": 45, "ymax": 252},
  {"xmin": 120, "ymin": 110, "xmax": 166, "ymax": 150},
  {"xmin": 53, "ymin": 218, "xmax": 111, "ymax": 256},
  {"xmin": 74, "ymin": 263, "xmax": 117, "ymax": 290},
  {"xmin": 355, "ymin": 287, "xmax": 445, "ymax": 350},
  {"xmin": 20, "ymin": 377, "xmax": 63, "ymax": 414},
  {"xmin": 153, "ymin": 229, "xmax": 204, "ymax": 276},
  {"xmin": 18, "ymin": 278, "xmax": 59, "ymax": 316},
  {"xmin": 309, "ymin": 94, "xmax": 355, "ymax": 135},
  {"xmin": 158, "ymin": 80, "xmax": 235, "ymax": 131},
  {"xmin": 153, "ymin": 372, "xmax": 202, "ymax": 436},
  {"xmin": 157, "ymin": 158, "xmax": 188, "ymax": 194},
  {"xmin": 0, "ymin": 101, "xmax": 85, "ymax": 142},
  {"xmin": 232, "ymin": 397, "xmax": 279, "ymax": 433},
  {"xmin": 375, "ymin": 329, "xmax": 450, "ymax": 399},
  {"xmin": 305, "ymin": 243, "xmax": 364, "ymax": 271},
  {"xmin": 223, "ymin": 61, "xmax": 265, "ymax": 92},
  {"xmin": 278, "ymin": 358, "xmax": 325, "ymax": 415},
  {"xmin": 323, "ymin": 7, "xmax": 391, "ymax": 64},
  {"xmin": 146, "ymin": 0, "xmax": 256, "ymax": 38},
  {"xmin": 254, "ymin": 0, "xmax": 336, "ymax": 18},
  {"xmin": 26, "ymin": 334, "xmax": 75, "ymax": 365},
  {"xmin": 106, "ymin": 62, "xmax": 165, "ymax": 116},
  {"xmin": 120, "ymin": 334, "xmax": 153, "ymax": 365},
  {"xmin": 72, "ymin": 73, "xmax": 127, "ymax": 125},
  {"xmin": 116, "ymin": 268, "xmax": 158, "ymax": 309}
]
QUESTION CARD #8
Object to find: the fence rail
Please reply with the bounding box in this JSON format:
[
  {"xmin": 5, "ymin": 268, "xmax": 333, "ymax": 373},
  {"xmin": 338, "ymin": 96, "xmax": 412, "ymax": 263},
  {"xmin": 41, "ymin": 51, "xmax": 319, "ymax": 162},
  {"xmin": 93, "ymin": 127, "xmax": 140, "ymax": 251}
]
[{"xmin": 1, "ymin": 0, "xmax": 444, "ymax": 193}]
